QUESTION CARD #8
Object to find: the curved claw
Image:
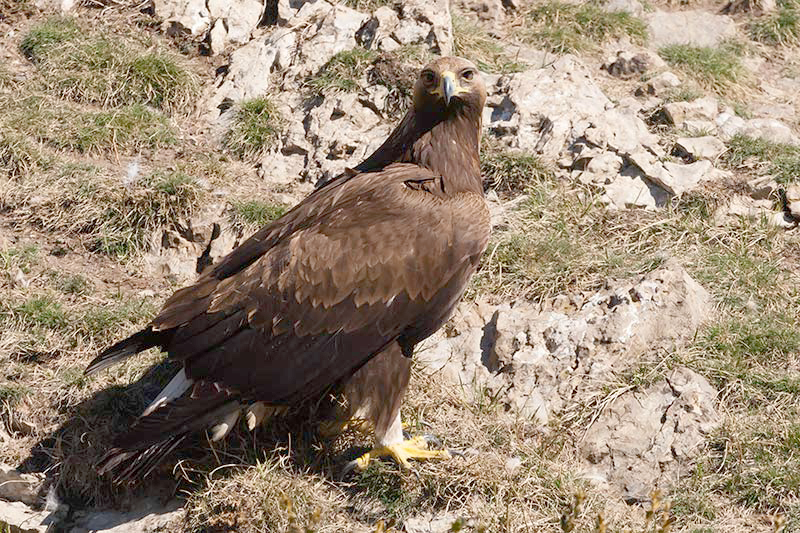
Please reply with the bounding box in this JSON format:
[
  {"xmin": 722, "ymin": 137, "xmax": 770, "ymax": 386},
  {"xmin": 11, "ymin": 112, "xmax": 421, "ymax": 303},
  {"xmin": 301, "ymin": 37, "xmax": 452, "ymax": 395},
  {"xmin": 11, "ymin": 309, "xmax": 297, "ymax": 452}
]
[{"xmin": 421, "ymin": 434, "xmax": 443, "ymax": 449}]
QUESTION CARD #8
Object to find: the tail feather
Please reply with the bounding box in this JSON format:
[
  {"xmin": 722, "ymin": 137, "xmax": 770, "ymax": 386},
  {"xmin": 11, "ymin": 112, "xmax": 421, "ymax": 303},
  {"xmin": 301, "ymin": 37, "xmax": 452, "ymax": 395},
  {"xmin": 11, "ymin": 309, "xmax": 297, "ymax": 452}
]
[
  {"xmin": 85, "ymin": 327, "xmax": 163, "ymax": 375},
  {"xmin": 97, "ymin": 386, "xmax": 241, "ymax": 482}
]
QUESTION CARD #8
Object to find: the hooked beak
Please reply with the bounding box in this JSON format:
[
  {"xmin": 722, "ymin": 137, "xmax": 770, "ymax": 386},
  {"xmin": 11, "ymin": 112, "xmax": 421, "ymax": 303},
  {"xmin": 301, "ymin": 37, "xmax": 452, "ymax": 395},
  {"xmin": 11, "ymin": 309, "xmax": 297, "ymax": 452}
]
[
  {"xmin": 442, "ymin": 72, "xmax": 457, "ymax": 106},
  {"xmin": 432, "ymin": 71, "xmax": 469, "ymax": 107}
]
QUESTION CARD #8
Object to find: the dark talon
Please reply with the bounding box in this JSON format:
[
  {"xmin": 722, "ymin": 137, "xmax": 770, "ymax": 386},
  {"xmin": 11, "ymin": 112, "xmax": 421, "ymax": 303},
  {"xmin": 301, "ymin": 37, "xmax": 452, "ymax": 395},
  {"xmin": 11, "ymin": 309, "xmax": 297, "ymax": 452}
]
[
  {"xmin": 422, "ymin": 434, "xmax": 443, "ymax": 448},
  {"xmin": 341, "ymin": 459, "xmax": 360, "ymax": 477}
]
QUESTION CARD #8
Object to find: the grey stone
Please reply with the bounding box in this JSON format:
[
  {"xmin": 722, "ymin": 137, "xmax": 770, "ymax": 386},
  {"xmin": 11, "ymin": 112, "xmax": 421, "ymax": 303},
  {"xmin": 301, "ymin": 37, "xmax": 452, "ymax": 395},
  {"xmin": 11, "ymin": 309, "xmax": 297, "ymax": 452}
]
[
  {"xmin": 0, "ymin": 466, "xmax": 43, "ymax": 507},
  {"xmin": 153, "ymin": 0, "xmax": 264, "ymax": 52},
  {"xmin": 741, "ymin": 118, "xmax": 800, "ymax": 146},
  {"xmin": 452, "ymin": 0, "xmax": 506, "ymax": 25},
  {"xmin": 582, "ymin": 367, "xmax": 719, "ymax": 503},
  {"xmin": 636, "ymin": 71, "xmax": 681, "ymax": 97},
  {"xmin": 715, "ymin": 112, "xmax": 747, "ymax": 140},
  {"xmin": 404, "ymin": 513, "xmax": 464, "ymax": 533},
  {"xmin": 603, "ymin": 0, "xmax": 645, "ymax": 16},
  {"xmin": 391, "ymin": 0, "xmax": 453, "ymax": 55},
  {"xmin": 0, "ymin": 501, "xmax": 51, "ymax": 533},
  {"xmin": 663, "ymin": 97, "xmax": 719, "ymax": 129},
  {"xmin": 418, "ymin": 261, "xmax": 712, "ymax": 441},
  {"xmin": 578, "ymin": 152, "xmax": 625, "ymax": 185},
  {"xmin": 602, "ymin": 51, "xmax": 649, "ymax": 79},
  {"xmin": 646, "ymin": 10, "xmax": 737, "ymax": 48},
  {"xmin": 487, "ymin": 56, "xmax": 659, "ymax": 164},
  {"xmin": 659, "ymin": 160, "xmax": 719, "ymax": 195},
  {"xmin": 674, "ymin": 136, "xmax": 727, "ymax": 161},
  {"xmin": 785, "ymin": 184, "xmax": 800, "ymax": 222},
  {"xmin": 602, "ymin": 172, "xmax": 667, "ymax": 209},
  {"xmin": 144, "ymin": 203, "xmax": 238, "ymax": 284},
  {"xmin": 70, "ymin": 499, "xmax": 183, "ymax": 533}
]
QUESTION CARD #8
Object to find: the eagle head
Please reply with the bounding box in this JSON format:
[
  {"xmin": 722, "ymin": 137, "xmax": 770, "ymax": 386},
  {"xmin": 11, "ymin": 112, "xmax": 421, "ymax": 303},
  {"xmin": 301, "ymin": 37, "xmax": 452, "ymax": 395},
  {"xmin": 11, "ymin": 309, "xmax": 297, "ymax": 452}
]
[{"xmin": 414, "ymin": 56, "xmax": 487, "ymax": 115}]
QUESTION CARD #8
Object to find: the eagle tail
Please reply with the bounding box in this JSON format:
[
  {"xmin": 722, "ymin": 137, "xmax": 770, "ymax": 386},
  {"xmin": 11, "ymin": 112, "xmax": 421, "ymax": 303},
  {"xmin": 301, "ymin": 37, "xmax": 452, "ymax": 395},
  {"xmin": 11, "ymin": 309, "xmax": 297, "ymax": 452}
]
[
  {"xmin": 85, "ymin": 327, "xmax": 164, "ymax": 375},
  {"xmin": 99, "ymin": 387, "xmax": 241, "ymax": 482}
]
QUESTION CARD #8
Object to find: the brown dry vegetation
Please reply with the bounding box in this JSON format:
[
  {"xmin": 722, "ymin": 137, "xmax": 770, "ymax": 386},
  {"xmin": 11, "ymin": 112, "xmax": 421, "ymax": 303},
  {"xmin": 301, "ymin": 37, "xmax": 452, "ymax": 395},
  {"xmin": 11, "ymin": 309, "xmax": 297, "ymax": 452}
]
[{"xmin": 1, "ymin": 2, "xmax": 800, "ymax": 532}]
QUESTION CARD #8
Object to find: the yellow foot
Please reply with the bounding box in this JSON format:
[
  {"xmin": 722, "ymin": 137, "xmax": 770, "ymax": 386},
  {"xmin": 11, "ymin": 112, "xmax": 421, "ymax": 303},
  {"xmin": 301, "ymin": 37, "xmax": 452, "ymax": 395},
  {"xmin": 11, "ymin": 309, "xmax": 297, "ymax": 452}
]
[{"xmin": 348, "ymin": 436, "xmax": 452, "ymax": 472}]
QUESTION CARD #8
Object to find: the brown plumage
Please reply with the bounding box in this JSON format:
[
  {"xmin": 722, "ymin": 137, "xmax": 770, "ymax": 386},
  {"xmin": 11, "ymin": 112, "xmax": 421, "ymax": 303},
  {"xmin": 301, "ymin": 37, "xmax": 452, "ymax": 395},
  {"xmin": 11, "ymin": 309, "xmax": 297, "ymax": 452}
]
[{"xmin": 85, "ymin": 56, "xmax": 489, "ymax": 480}]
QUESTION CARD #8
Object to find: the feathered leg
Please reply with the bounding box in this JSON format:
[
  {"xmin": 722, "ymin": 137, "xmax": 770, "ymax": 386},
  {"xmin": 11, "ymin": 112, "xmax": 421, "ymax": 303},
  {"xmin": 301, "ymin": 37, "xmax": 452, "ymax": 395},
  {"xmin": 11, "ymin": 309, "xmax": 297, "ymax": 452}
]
[{"xmin": 339, "ymin": 342, "xmax": 451, "ymax": 471}]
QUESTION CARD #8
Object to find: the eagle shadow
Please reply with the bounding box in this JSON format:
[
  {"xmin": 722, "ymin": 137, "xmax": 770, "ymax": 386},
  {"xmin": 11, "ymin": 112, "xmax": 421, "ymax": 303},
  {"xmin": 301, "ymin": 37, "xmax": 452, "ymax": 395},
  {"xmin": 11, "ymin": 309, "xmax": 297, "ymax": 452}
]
[{"xmin": 15, "ymin": 358, "xmax": 410, "ymax": 529}]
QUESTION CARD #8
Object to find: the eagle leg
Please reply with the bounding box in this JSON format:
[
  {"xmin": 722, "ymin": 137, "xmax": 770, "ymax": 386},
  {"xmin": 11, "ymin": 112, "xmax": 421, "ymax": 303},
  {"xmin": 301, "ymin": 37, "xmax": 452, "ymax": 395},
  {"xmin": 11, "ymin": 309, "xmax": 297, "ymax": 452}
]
[{"xmin": 318, "ymin": 417, "xmax": 372, "ymax": 437}]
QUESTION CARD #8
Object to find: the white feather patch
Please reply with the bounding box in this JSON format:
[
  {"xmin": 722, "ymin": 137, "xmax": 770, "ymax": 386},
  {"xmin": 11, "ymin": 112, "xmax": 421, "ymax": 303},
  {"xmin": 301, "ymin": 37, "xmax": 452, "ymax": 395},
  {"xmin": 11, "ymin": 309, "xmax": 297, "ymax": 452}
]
[
  {"xmin": 141, "ymin": 368, "xmax": 193, "ymax": 417},
  {"xmin": 210, "ymin": 409, "xmax": 240, "ymax": 441}
]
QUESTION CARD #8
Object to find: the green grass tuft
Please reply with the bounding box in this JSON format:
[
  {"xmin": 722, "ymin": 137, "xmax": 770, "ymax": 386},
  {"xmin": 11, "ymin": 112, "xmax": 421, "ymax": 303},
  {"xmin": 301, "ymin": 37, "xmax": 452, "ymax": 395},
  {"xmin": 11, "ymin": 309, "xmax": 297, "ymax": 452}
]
[
  {"xmin": 94, "ymin": 170, "xmax": 205, "ymax": 257},
  {"xmin": 230, "ymin": 199, "xmax": 287, "ymax": 231},
  {"xmin": 748, "ymin": 1, "xmax": 800, "ymax": 45},
  {"xmin": 482, "ymin": 150, "xmax": 553, "ymax": 196},
  {"xmin": 223, "ymin": 97, "xmax": 282, "ymax": 159},
  {"xmin": 7, "ymin": 99, "xmax": 176, "ymax": 154},
  {"xmin": 0, "ymin": 126, "xmax": 51, "ymax": 177},
  {"xmin": 78, "ymin": 298, "xmax": 156, "ymax": 340},
  {"xmin": 523, "ymin": 1, "xmax": 648, "ymax": 53},
  {"xmin": 0, "ymin": 245, "xmax": 39, "ymax": 275},
  {"xmin": 13, "ymin": 295, "xmax": 68, "ymax": 330},
  {"xmin": 308, "ymin": 47, "xmax": 377, "ymax": 94},
  {"xmin": 20, "ymin": 16, "xmax": 196, "ymax": 111},
  {"xmin": 658, "ymin": 42, "xmax": 745, "ymax": 94},
  {"xmin": 452, "ymin": 14, "xmax": 527, "ymax": 74},
  {"xmin": 723, "ymin": 133, "xmax": 800, "ymax": 184},
  {"xmin": 20, "ymin": 16, "xmax": 80, "ymax": 61}
]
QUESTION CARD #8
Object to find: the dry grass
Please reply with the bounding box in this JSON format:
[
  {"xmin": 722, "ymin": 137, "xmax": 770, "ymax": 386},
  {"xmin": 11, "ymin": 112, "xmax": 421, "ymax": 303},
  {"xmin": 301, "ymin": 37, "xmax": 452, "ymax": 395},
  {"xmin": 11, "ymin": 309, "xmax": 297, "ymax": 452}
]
[
  {"xmin": 452, "ymin": 14, "xmax": 527, "ymax": 74},
  {"xmin": 223, "ymin": 97, "xmax": 282, "ymax": 160},
  {"xmin": 658, "ymin": 41, "xmax": 748, "ymax": 95},
  {"xmin": 229, "ymin": 199, "xmax": 288, "ymax": 233},
  {"xmin": 1, "ymin": 161, "xmax": 207, "ymax": 258},
  {"xmin": 21, "ymin": 15, "xmax": 198, "ymax": 112},
  {"xmin": 522, "ymin": 1, "xmax": 648, "ymax": 54},
  {"xmin": 2, "ymin": 95, "xmax": 177, "ymax": 155}
]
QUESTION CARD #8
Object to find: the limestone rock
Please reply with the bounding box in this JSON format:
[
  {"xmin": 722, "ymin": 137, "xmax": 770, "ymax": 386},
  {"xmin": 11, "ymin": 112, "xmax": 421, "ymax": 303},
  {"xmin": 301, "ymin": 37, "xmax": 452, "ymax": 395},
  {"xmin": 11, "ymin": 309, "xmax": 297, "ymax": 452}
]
[
  {"xmin": 70, "ymin": 499, "xmax": 183, "ymax": 533},
  {"xmin": 715, "ymin": 111, "xmax": 747, "ymax": 140},
  {"xmin": 392, "ymin": 0, "xmax": 453, "ymax": 55},
  {"xmin": 782, "ymin": 184, "xmax": 800, "ymax": 224},
  {"xmin": 0, "ymin": 465, "xmax": 43, "ymax": 507},
  {"xmin": 603, "ymin": 0, "xmax": 645, "ymax": 17},
  {"xmin": 300, "ymin": 92, "xmax": 392, "ymax": 182},
  {"xmin": 0, "ymin": 501, "xmax": 51, "ymax": 533},
  {"xmin": 452, "ymin": 0, "xmax": 506, "ymax": 25},
  {"xmin": 674, "ymin": 136, "xmax": 726, "ymax": 161},
  {"xmin": 582, "ymin": 367, "xmax": 719, "ymax": 503},
  {"xmin": 487, "ymin": 56, "xmax": 659, "ymax": 163},
  {"xmin": 418, "ymin": 261, "xmax": 712, "ymax": 432},
  {"xmin": 740, "ymin": 118, "xmax": 800, "ymax": 146},
  {"xmin": 404, "ymin": 512, "xmax": 464, "ymax": 533},
  {"xmin": 635, "ymin": 71, "xmax": 681, "ymax": 97},
  {"xmin": 153, "ymin": 0, "xmax": 264, "ymax": 53},
  {"xmin": 143, "ymin": 204, "xmax": 238, "ymax": 284},
  {"xmin": 646, "ymin": 10, "xmax": 737, "ymax": 48},
  {"xmin": 601, "ymin": 171, "xmax": 669, "ymax": 209},
  {"xmin": 662, "ymin": 97, "xmax": 719, "ymax": 129}
]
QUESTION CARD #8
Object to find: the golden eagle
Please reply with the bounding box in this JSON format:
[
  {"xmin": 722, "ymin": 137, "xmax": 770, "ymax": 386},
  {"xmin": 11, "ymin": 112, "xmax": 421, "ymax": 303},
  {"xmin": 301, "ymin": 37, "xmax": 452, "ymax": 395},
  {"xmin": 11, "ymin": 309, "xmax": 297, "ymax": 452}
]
[{"xmin": 85, "ymin": 56, "xmax": 489, "ymax": 480}]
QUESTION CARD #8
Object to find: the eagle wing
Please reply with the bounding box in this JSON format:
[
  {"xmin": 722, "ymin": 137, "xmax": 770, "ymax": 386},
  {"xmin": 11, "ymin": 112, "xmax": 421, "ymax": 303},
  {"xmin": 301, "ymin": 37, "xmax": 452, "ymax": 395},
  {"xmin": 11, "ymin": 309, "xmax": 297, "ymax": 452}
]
[{"xmin": 145, "ymin": 162, "xmax": 487, "ymax": 405}]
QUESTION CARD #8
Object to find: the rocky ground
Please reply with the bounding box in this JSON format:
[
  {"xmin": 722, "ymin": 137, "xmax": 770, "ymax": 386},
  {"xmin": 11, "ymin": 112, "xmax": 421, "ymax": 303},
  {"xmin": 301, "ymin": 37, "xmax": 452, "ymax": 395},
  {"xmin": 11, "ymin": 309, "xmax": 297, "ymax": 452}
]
[{"xmin": 1, "ymin": 0, "xmax": 800, "ymax": 531}]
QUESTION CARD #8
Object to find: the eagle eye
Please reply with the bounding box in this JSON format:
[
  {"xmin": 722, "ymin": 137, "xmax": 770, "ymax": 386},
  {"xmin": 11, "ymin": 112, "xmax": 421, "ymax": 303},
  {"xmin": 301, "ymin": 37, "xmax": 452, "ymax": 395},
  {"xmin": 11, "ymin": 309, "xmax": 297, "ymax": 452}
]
[
  {"xmin": 461, "ymin": 69, "xmax": 475, "ymax": 81},
  {"xmin": 421, "ymin": 70, "xmax": 436, "ymax": 85}
]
